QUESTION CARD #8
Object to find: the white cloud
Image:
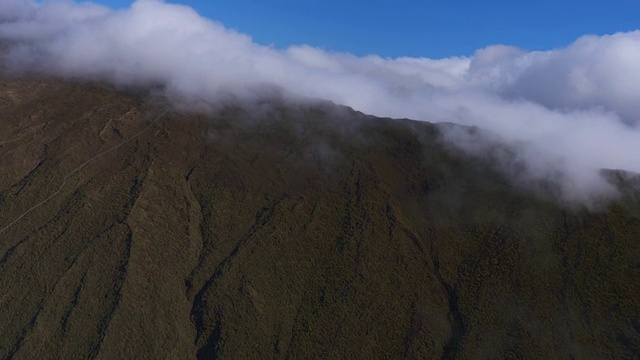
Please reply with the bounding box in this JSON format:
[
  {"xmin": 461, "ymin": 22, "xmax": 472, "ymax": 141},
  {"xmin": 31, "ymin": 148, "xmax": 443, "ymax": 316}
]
[
  {"xmin": 1, "ymin": 0, "xmax": 639, "ymax": 204},
  {"xmin": 467, "ymin": 33, "xmax": 640, "ymax": 125}
]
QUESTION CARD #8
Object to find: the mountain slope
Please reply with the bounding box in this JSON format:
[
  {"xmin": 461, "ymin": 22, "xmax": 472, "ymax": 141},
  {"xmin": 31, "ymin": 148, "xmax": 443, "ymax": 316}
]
[{"xmin": 0, "ymin": 77, "xmax": 639, "ymax": 359}]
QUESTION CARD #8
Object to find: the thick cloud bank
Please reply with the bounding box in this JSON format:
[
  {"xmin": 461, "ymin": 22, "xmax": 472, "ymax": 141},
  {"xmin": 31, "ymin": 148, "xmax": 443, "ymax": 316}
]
[{"xmin": 2, "ymin": 0, "xmax": 640, "ymax": 204}]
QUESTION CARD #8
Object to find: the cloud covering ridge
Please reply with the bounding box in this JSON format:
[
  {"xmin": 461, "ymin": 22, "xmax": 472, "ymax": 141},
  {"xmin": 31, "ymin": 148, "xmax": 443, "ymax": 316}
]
[{"xmin": 1, "ymin": 0, "xmax": 640, "ymax": 204}]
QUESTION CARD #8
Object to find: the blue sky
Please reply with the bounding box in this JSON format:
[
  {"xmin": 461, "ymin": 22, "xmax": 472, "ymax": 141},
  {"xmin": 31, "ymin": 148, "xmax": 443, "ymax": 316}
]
[{"xmin": 95, "ymin": 0, "xmax": 637, "ymax": 58}]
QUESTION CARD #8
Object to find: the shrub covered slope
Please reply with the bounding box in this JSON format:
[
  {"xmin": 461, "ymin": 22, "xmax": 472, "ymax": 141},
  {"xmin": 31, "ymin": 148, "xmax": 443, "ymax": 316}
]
[{"xmin": 0, "ymin": 78, "xmax": 639, "ymax": 359}]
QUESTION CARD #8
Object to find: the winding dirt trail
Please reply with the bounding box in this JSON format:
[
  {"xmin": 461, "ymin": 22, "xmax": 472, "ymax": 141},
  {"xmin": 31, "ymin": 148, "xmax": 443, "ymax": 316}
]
[{"xmin": 0, "ymin": 109, "xmax": 167, "ymax": 236}]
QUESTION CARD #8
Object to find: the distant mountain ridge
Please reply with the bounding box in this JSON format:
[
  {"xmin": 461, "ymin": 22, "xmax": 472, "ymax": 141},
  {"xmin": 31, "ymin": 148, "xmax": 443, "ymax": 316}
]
[{"xmin": 0, "ymin": 76, "xmax": 639, "ymax": 359}]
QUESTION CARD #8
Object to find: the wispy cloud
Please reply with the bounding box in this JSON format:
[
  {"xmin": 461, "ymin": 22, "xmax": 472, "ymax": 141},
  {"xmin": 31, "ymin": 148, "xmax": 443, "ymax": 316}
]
[{"xmin": 2, "ymin": 0, "xmax": 639, "ymax": 204}]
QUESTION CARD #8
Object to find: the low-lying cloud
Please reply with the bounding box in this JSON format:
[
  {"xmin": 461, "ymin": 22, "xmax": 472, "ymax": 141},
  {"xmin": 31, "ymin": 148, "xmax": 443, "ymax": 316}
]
[{"xmin": 2, "ymin": 0, "xmax": 640, "ymax": 205}]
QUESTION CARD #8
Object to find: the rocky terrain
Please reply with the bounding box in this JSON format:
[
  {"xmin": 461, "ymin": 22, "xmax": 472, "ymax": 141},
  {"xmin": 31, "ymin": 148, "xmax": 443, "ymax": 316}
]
[{"xmin": 0, "ymin": 76, "xmax": 639, "ymax": 359}]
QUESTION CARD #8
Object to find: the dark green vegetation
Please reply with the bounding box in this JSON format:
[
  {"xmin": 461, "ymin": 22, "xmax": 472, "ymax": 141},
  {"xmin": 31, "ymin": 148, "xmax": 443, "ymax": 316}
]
[{"xmin": 0, "ymin": 77, "xmax": 639, "ymax": 359}]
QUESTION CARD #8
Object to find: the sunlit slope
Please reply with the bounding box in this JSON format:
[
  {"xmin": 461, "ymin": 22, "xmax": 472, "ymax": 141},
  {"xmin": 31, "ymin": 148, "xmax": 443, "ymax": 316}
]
[{"xmin": 0, "ymin": 77, "xmax": 639, "ymax": 359}]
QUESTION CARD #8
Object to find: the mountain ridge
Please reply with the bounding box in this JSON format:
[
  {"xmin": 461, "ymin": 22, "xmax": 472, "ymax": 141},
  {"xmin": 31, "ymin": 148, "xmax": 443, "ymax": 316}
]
[{"xmin": 0, "ymin": 76, "xmax": 639, "ymax": 359}]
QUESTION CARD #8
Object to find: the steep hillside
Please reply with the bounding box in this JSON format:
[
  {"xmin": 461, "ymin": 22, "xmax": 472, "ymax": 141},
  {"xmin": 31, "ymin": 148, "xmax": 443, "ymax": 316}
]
[{"xmin": 0, "ymin": 77, "xmax": 639, "ymax": 359}]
